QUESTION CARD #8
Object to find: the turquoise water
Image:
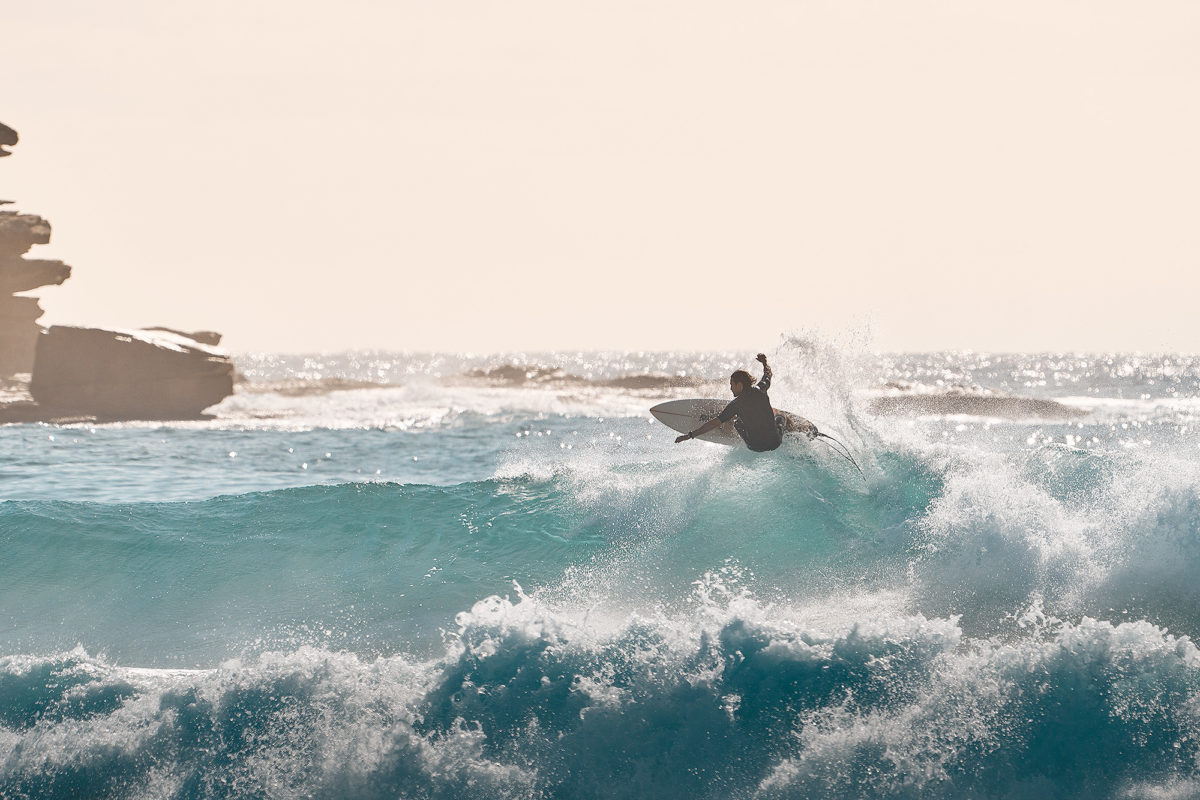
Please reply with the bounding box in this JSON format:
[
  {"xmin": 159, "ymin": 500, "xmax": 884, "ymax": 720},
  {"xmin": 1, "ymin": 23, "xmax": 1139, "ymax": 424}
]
[{"xmin": 4, "ymin": 341, "xmax": 1200, "ymax": 798}]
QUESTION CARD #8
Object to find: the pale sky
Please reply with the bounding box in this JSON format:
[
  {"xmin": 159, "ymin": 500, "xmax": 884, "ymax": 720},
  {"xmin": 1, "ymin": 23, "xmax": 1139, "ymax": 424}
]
[{"xmin": 2, "ymin": 1, "xmax": 1198, "ymax": 354}]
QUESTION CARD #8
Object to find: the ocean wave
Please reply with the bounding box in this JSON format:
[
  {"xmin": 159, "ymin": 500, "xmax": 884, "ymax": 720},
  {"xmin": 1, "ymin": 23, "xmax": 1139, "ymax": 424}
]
[
  {"xmin": 15, "ymin": 426, "xmax": 1200, "ymax": 653},
  {"xmin": 756, "ymin": 615, "xmax": 1200, "ymax": 799},
  {"xmin": 9, "ymin": 421, "xmax": 1200, "ymax": 640},
  {"xmin": 0, "ymin": 442, "xmax": 932, "ymax": 665},
  {"xmin": 869, "ymin": 392, "xmax": 1088, "ymax": 420},
  {"xmin": 4, "ymin": 595, "xmax": 1200, "ymax": 799},
  {"xmin": 908, "ymin": 443, "xmax": 1200, "ymax": 639},
  {"xmin": 460, "ymin": 363, "xmax": 707, "ymax": 392},
  {"xmin": 0, "ymin": 479, "xmax": 607, "ymax": 663},
  {"xmin": 7, "ymin": 427, "xmax": 1200, "ymax": 796},
  {"xmin": 233, "ymin": 377, "xmax": 391, "ymax": 396},
  {"xmin": 230, "ymin": 365, "xmax": 709, "ymax": 402},
  {"xmin": 207, "ymin": 379, "xmax": 659, "ymax": 431}
]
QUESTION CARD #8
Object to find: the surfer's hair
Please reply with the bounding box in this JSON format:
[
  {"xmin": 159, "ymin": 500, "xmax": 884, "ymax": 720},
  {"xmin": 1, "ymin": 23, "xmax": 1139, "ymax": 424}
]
[{"xmin": 730, "ymin": 369, "xmax": 754, "ymax": 388}]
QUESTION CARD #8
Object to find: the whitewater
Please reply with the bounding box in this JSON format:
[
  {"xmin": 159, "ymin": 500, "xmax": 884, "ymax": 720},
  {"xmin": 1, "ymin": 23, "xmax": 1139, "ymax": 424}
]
[{"xmin": 5, "ymin": 338, "xmax": 1200, "ymax": 799}]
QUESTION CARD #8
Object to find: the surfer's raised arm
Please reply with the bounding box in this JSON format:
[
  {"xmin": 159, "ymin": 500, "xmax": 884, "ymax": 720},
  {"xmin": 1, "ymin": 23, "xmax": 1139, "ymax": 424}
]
[{"xmin": 756, "ymin": 353, "xmax": 772, "ymax": 391}]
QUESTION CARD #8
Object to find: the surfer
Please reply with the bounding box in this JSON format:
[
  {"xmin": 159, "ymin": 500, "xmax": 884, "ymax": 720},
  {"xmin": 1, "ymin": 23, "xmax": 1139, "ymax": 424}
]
[{"xmin": 676, "ymin": 354, "xmax": 810, "ymax": 451}]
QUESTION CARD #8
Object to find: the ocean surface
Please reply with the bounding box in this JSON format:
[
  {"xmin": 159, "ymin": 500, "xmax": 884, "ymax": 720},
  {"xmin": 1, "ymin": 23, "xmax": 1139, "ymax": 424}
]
[{"xmin": 5, "ymin": 337, "xmax": 1200, "ymax": 799}]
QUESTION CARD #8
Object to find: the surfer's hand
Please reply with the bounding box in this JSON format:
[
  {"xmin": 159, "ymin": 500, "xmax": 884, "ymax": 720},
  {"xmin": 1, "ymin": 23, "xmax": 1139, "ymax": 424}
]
[
  {"xmin": 675, "ymin": 434, "xmax": 691, "ymax": 444},
  {"xmin": 756, "ymin": 353, "xmax": 767, "ymax": 364}
]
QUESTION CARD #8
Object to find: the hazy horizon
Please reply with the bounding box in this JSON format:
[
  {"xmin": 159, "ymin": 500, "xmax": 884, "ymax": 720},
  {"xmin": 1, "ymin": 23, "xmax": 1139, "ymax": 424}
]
[{"xmin": 3, "ymin": 1, "xmax": 1198, "ymax": 355}]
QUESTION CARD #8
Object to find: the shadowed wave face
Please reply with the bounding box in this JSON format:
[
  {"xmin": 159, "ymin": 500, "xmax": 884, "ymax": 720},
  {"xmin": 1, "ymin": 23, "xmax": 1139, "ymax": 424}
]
[{"xmin": 5, "ymin": 345, "xmax": 1200, "ymax": 798}]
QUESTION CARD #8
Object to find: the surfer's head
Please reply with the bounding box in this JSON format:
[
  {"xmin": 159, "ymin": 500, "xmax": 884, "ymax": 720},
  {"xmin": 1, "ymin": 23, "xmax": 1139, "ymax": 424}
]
[{"xmin": 730, "ymin": 370, "xmax": 753, "ymax": 396}]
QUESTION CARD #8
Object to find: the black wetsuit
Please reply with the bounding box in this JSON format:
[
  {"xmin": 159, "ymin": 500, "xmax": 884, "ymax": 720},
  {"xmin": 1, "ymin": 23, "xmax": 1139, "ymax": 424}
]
[{"xmin": 718, "ymin": 373, "xmax": 784, "ymax": 452}]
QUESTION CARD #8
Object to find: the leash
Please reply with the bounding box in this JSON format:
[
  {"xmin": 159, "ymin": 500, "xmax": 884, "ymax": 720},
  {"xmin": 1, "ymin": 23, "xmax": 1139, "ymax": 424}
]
[{"xmin": 812, "ymin": 431, "xmax": 866, "ymax": 480}]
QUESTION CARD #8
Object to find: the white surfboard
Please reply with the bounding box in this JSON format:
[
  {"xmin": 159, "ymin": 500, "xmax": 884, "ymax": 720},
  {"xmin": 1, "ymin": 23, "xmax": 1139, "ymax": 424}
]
[{"xmin": 650, "ymin": 398, "xmax": 815, "ymax": 447}]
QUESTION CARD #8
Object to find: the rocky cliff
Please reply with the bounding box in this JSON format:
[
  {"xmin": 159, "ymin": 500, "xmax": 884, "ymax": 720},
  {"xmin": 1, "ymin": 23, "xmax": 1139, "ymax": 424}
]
[
  {"xmin": 0, "ymin": 121, "xmax": 234, "ymax": 421},
  {"xmin": 0, "ymin": 210, "xmax": 68, "ymax": 374}
]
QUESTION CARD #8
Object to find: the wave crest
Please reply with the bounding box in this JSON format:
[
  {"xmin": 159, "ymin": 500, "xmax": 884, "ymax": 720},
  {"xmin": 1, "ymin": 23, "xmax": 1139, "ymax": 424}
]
[{"xmin": 5, "ymin": 600, "xmax": 1200, "ymax": 799}]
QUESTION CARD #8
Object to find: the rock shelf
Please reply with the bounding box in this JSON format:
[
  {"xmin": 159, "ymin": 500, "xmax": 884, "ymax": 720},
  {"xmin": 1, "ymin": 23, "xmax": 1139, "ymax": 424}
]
[{"xmin": 0, "ymin": 121, "xmax": 234, "ymax": 421}]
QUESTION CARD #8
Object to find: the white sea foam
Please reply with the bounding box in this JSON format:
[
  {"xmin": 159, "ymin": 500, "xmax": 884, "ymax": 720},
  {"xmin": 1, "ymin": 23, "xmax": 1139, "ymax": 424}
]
[{"xmin": 7, "ymin": 590, "xmax": 1198, "ymax": 799}]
